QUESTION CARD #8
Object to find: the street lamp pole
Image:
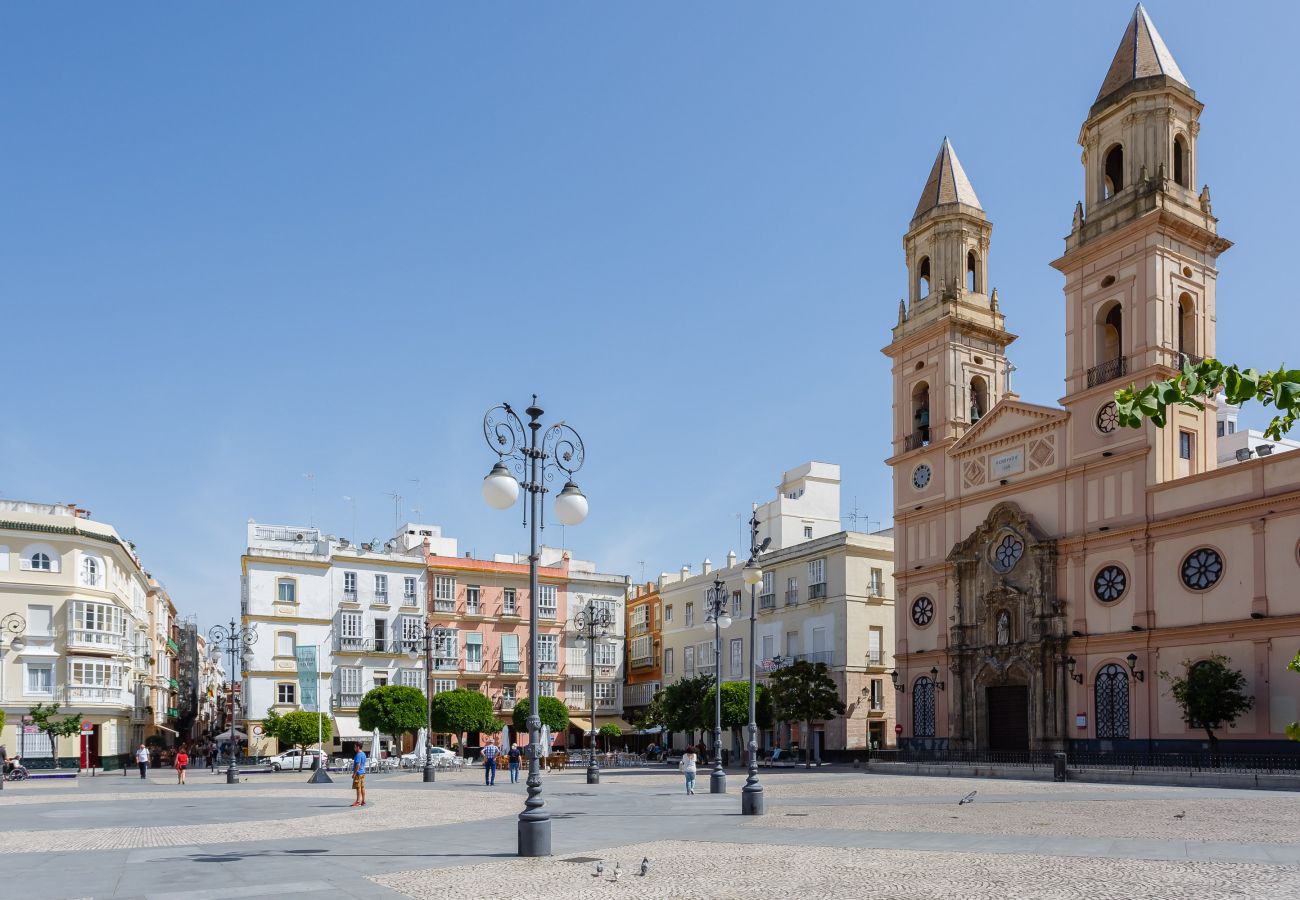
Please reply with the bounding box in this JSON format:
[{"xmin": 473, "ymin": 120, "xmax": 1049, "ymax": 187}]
[
  {"xmin": 207, "ymin": 619, "xmax": 257, "ymax": 785},
  {"xmin": 405, "ymin": 624, "xmax": 437, "ymax": 782},
  {"xmin": 0, "ymin": 613, "xmax": 25, "ymax": 791},
  {"xmin": 482, "ymin": 397, "xmax": 589, "ymax": 858},
  {"xmin": 741, "ymin": 507, "xmax": 771, "ymax": 815},
  {"xmin": 706, "ymin": 575, "xmax": 732, "ymax": 794},
  {"xmin": 573, "ymin": 599, "xmax": 612, "ymax": 785}
]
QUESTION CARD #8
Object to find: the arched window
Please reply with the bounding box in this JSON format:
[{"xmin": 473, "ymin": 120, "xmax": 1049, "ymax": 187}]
[
  {"xmin": 969, "ymin": 375, "xmax": 989, "ymax": 423},
  {"xmin": 1097, "ymin": 302, "xmax": 1123, "ymax": 364},
  {"xmin": 1103, "ymin": 144, "xmax": 1124, "ymax": 199},
  {"xmin": 1177, "ymin": 292, "xmax": 1195, "ymax": 361},
  {"xmin": 912, "ymin": 381, "xmax": 931, "ymax": 444},
  {"xmin": 81, "ymin": 557, "xmax": 100, "ymax": 587},
  {"xmin": 30, "ymin": 552, "xmax": 51, "ymax": 572},
  {"xmin": 966, "ymin": 251, "xmax": 979, "ymax": 293},
  {"xmin": 1173, "ymin": 135, "xmax": 1189, "ymax": 188},
  {"xmin": 918, "ymin": 256, "xmax": 931, "ymax": 299},
  {"xmin": 912, "ymin": 676, "xmax": 936, "ymax": 737},
  {"xmin": 1095, "ymin": 663, "xmax": 1130, "ymax": 738}
]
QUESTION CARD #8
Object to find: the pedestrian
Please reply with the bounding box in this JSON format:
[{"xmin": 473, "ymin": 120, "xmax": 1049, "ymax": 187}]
[
  {"xmin": 507, "ymin": 742, "xmax": 521, "ymax": 784},
  {"xmin": 679, "ymin": 748, "xmax": 697, "ymax": 795},
  {"xmin": 205, "ymin": 743, "xmax": 214, "ymax": 771},
  {"xmin": 351, "ymin": 745, "xmax": 367, "ymax": 807},
  {"xmin": 482, "ymin": 737, "xmax": 500, "ymax": 786},
  {"xmin": 175, "ymin": 746, "xmax": 189, "ymax": 785},
  {"xmin": 136, "ymin": 744, "xmax": 150, "ymax": 780}
]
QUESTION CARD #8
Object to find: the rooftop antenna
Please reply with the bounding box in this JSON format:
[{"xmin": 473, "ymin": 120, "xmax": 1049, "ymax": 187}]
[
  {"xmin": 638, "ymin": 560, "xmax": 646, "ymax": 583},
  {"xmin": 303, "ymin": 473, "xmax": 316, "ymax": 526},
  {"xmin": 408, "ymin": 478, "xmax": 422, "ymax": 522},
  {"xmin": 383, "ymin": 492, "xmax": 402, "ymax": 536}
]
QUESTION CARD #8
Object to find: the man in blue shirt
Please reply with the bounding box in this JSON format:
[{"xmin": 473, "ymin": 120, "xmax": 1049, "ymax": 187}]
[
  {"xmin": 351, "ymin": 747, "xmax": 367, "ymax": 807},
  {"xmin": 482, "ymin": 738, "xmax": 500, "ymax": 786}
]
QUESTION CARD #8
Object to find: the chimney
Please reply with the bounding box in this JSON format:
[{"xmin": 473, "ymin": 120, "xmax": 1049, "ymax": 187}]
[
  {"xmin": 680, "ymin": 565, "xmax": 690, "ymax": 580},
  {"xmin": 702, "ymin": 559, "xmax": 712, "ymax": 576},
  {"xmin": 726, "ymin": 550, "xmax": 737, "ymax": 568}
]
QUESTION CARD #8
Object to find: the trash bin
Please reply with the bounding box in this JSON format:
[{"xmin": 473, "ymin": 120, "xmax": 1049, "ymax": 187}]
[{"xmin": 1053, "ymin": 752, "xmax": 1067, "ymax": 782}]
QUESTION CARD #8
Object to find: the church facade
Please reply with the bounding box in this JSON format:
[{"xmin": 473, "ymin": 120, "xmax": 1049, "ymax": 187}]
[{"xmin": 885, "ymin": 6, "xmax": 1300, "ymax": 753}]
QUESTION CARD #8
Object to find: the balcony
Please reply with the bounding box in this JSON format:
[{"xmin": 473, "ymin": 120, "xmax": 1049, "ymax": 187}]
[
  {"xmin": 868, "ymin": 651, "xmax": 884, "ymax": 666},
  {"xmin": 539, "ymin": 661, "xmax": 558, "ymax": 674},
  {"xmin": 343, "ymin": 590, "xmax": 359, "ymax": 603},
  {"xmin": 796, "ymin": 651, "xmax": 834, "ymax": 666},
  {"xmin": 373, "ymin": 592, "xmax": 389, "ymax": 606},
  {"xmin": 500, "ymin": 661, "xmax": 521, "ymax": 674},
  {"xmin": 759, "ymin": 593, "xmax": 776, "ymax": 610},
  {"xmin": 904, "ymin": 430, "xmax": 930, "ymax": 452},
  {"xmin": 67, "ymin": 630, "xmax": 123, "ymax": 653},
  {"xmin": 631, "ymin": 654, "xmax": 656, "ymax": 670},
  {"xmin": 565, "ymin": 697, "xmax": 587, "ymax": 710},
  {"xmin": 464, "ymin": 660, "xmax": 483, "ymax": 673},
  {"xmin": 337, "ymin": 637, "xmax": 372, "ymax": 653},
  {"xmin": 465, "ymin": 603, "xmax": 481, "ymax": 616},
  {"xmin": 402, "ymin": 592, "xmax": 418, "ymax": 606},
  {"xmin": 538, "ymin": 606, "xmax": 557, "ymax": 620},
  {"xmin": 64, "ymin": 685, "xmax": 126, "ymax": 705},
  {"xmin": 338, "ymin": 692, "xmax": 362, "ymax": 708},
  {"xmin": 434, "ymin": 600, "xmax": 455, "ymax": 613},
  {"xmin": 1087, "ymin": 355, "xmax": 1128, "ymax": 388},
  {"xmin": 784, "ymin": 590, "xmax": 799, "ymax": 607},
  {"xmin": 808, "ymin": 583, "xmax": 827, "ymax": 601},
  {"xmin": 130, "ymin": 706, "xmax": 150, "ymax": 724},
  {"xmin": 869, "ymin": 583, "xmax": 884, "ymax": 598},
  {"xmin": 502, "ymin": 601, "xmax": 518, "ymax": 616},
  {"xmin": 168, "ymin": 678, "xmax": 180, "ymax": 691},
  {"xmin": 166, "ymin": 638, "xmax": 180, "ymax": 655},
  {"xmin": 433, "ymin": 658, "xmax": 459, "ymax": 672},
  {"xmin": 1180, "ymin": 351, "xmax": 1205, "ymax": 369}
]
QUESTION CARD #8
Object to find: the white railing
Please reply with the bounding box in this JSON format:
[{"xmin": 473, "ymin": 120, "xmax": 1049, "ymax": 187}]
[
  {"xmin": 65, "ymin": 685, "xmax": 126, "ymax": 704},
  {"xmin": 374, "ymin": 592, "xmax": 388, "ymax": 605},
  {"xmin": 464, "ymin": 660, "xmax": 483, "ymax": 673},
  {"xmin": 68, "ymin": 630, "xmax": 123, "ymax": 652}
]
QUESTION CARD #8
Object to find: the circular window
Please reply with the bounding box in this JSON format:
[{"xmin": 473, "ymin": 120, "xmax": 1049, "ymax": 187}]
[
  {"xmin": 989, "ymin": 532, "xmax": 1025, "ymax": 573},
  {"xmin": 1093, "ymin": 564, "xmax": 1127, "ymax": 602},
  {"xmin": 1180, "ymin": 547, "xmax": 1223, "ymax": 591},
  {"xmin": 1101, "ymin": 275, "xmax": 1116, "ymax": 288},
  {"xmin": 912, "ymin": 464, "xmax": 932, "ymax": 491},
  {"xmin": 911, "ymin": 596, "xmax": 935, "ymax": 627},
  {"xmin": 1182, "ymin": 266, "xmax": 1193, "ymax": 277},
  {"xmin": 1096, "ymin": 401, "xmax": 1119, "ymax": 434},
  {"xmin": 915, "ymin": 361, "xmax": 925, "ymax": 371}
]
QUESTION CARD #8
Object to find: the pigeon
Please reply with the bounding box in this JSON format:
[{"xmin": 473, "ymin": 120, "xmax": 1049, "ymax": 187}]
[
  {"xmin": 613, "ymin": 862, "xmax": 622, "ymax": 882},
  {"xmin": 1173, "ymin": 810, "xmax": 1186, "ymax": 819},
  {"xmin": 639, "ymin": 857, "xmax": 649, "ymax": 877},
  {"xmin": 594, "ymin": 861, "xmax": 604, "ymax": 878},
  {"xmin": 958, "ymin": 790, "xmax": 977, "ymax": 806}
]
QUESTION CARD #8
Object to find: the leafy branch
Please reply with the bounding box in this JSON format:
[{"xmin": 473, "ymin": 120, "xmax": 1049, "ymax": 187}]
[{"xmin": 1114, "ymin": 358, "xmax": 1300, "ymax": 440}]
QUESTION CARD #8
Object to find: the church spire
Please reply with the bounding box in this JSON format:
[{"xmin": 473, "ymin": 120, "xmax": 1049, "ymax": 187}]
[
  {"xmin": 1095, "ymin": 4, "xmax": 1189, "ymax": 107},
  {"xmin": 912, "ymin": 138, "xmax": 982, "ymax": 223}
]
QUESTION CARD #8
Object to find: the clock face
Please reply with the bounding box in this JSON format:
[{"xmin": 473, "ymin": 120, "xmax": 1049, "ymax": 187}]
[
  {"xmin": 1096, "ymin": 401, "xmax": 1119, "ymax": 434},
  {"xmin": 912, "ymin": 464, "xmax": 932, "ymax": 490}
]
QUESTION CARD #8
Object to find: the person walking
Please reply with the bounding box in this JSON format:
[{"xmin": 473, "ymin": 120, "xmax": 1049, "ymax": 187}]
[
  {"xmin": 351, "ymin": 745, "xmax": 367, "ymax": 807},
  {"xmin": 136, "ymin": 744, "xmax": 150, "ymax": 780},
  {"xmin": 679, "ymin": 747, "xmax": 698, "ymax": 795},
  {"xmin": 482, "ymin": 737, "xmax": 500, "ymax": 786},
  {"xmin": 507, "ymin": 742, "xmax": 521, "ymax": 784},
  {"xmin": 175, "ymin": 746, "xmax": 189, "ymax": 785}
]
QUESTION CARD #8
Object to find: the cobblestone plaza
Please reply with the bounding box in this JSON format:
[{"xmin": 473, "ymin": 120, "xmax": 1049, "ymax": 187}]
[{"xmin": 3, "ymin": 766, "xmax": 1299, "ymax": 899}]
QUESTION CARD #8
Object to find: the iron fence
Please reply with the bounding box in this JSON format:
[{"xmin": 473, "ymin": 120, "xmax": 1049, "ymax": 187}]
[{"xmin": 868, "ymin": 748, "xmax": 1300, "ymax": 774}]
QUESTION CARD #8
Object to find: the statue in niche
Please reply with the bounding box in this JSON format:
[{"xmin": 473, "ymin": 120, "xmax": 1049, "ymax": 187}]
[{"xmin": 996, "ymin": 611, "xmax": 1010, "ymax": 646}]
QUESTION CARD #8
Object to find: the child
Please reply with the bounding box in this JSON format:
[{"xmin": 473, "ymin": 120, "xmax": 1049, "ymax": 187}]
[{"xmin": 678, "ymin": 748, "xmax": 697, "ymax": 795}]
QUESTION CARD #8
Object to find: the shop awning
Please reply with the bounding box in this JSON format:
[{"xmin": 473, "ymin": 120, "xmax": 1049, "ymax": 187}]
[
  {"xmin": 332, "ymin": 715, "xmax": 373, "ymax": 743},
  {"xmin": 155, "ymin": 725, "xmax": 178, "ymax": 736},
  {"xmin": 568, "ymin": 717, "xmax": 592, "ymax": 732}
]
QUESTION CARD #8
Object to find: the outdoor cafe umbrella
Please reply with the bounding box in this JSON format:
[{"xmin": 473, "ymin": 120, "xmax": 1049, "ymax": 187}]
[{"xmin": 214, "ymin": 728, "xmax": 248, "ymax": 741}]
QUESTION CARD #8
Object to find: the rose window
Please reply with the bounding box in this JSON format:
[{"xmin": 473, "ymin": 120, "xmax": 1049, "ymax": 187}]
[{"xmin": 1181, "ymin": 548, "xmax": 1223, "ymax": 591}]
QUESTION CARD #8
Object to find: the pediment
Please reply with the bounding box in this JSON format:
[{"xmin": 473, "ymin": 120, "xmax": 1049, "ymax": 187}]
[{"xmin": 951, "ymin": 399, "xmax": 1069, "ymax": 457}]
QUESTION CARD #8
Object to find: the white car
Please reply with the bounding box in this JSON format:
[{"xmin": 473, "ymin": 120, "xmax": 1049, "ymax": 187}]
[
  {"xmin": 268, "ymin": 749, "xmax": 327, "ymax": 771},
  {"xmin": 400, "ymin": 746, "xmax": 456, "ymax": 764}
]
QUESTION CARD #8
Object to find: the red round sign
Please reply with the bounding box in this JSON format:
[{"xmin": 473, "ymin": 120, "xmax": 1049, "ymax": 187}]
[{"xmin": 894, "ymin": 724, "xmax": 903, "ymax": 735}]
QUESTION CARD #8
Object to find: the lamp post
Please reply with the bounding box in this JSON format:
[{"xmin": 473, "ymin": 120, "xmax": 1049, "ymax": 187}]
[
  {"xmin": 404, "ymin": 623, "xmax": 437, "ymax": 782},
  {"xmin": 0, "ymin": 614, "xmax": 25, "ymax": 791},
  {"xmin": 572, "ymin": 599, "xmax": 613, "ymax": 784},
  {"xmin": 207, "ymin": 619, "xmax": 257, "ymax": 785},
  {"xmin": 705, "ymin": 576, "xmax": 733, "ymax": 794},
  {"xmin": 740, "ymin": 508, "xmax": 770, "ymax": 815},
  {"xmin": 481, "ymin": 396, "xmax": 588, "ymax": 858}
]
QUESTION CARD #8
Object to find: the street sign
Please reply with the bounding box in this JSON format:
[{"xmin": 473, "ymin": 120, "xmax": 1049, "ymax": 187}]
[
  {"xmin": 22, "ymin": 726, "xmax": 38, "ymax": 735},
  {"xmin": 80, "ymin": 722, "xmax": 94, "ymax": 734},
  {"xmin": 894, "ymin": 724, "xmax": 903, "ymax": 736}
]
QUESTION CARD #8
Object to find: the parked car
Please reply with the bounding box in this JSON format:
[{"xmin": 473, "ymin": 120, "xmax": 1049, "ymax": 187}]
[
  {"xmin": 399, "ymin": 746, "xmax": 456, "ymax": 764},
  {"xmin": 268, "ymin": 748, "xmax": 327, "ymax": 771}
]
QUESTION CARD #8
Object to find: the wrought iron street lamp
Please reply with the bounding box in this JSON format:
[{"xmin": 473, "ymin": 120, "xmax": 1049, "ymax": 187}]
[
  {"xmin": 705, "ymin": 575, "xmax": 732, "ymax": 794},
  {"xmin": 572, "ymin": 599, "xmax": 613, "ymax": 784},
  {"xmin": 740, "ymin": 508, "xmax": 770, "ymax": 815},
  {"xmin": 207, "ymin": 619, "xmax": 258, "ymax": 785},
  {"xmin": 404, "ymin": 623, "xmax": 438, "ymax": 783},
  {"xmin": 482, "ymin": 396, "xmax": 588, "ymax": 858}
]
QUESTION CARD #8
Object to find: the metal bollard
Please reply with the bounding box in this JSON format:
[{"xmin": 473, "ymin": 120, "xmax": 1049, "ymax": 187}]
[{"xmin": 1053, "ymin": 752, "xmax": 1067, "ymax": 782}]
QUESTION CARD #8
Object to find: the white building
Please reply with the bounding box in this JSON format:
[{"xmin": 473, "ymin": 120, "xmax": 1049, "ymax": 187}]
[{"xmin": 1216, "ymin": 406, "xmax": 1300, "ymax": 466}]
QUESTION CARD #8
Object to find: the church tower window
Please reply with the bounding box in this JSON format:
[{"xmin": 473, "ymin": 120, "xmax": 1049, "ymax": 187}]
[
  {"xmin": 1103, "ymin": 144, "xmax": 1124, "ymax": 199},
  {"xmin": 1177, "ymin": 293, "xmax": 1196, "ymax": 361},
  {"xmin": 1173, "ymin": 134, "xmax": 1189, "ymax": 188},
  {"xmin": 969, "ymin": 376, "xmax": 988, "ymax": 423},
  {"xmin": 966, "ymin": 251, "xmax": 979, "ymax": 292},
  {"xmin": 912, "ymin": 382, "xmax": 931, "ymax": 445},
  {"xmin": 918, "ymin": 256, "xmax": 931, "ymax": 298}
]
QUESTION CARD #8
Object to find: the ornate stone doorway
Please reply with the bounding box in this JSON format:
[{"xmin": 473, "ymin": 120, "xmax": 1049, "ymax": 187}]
[{"xmin": 986, "ymin": 685, "xmax": 1029, "ymax": 750}]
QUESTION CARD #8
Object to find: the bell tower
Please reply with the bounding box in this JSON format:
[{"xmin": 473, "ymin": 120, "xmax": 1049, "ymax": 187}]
[
  {"xmin": 886, "ymin": 138, "xmax": 1015, "ymax": 462},
  {"xmin": 1053, "ymin": 4, "xmax": 1231, "ymax": 480}
]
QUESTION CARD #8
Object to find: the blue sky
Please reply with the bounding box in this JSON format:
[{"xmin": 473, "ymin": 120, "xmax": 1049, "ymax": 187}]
[{"xmin": 3, "ymin": 2, "xmax": 1295, "ymax": 629}]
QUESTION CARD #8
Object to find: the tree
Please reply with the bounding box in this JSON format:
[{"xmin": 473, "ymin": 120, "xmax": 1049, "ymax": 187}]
[
  {"xmin": 0, "ymin": 709, "xmax": 5, "ymax": 735},
  {"xmin": 263, "ymin": 710, "xmax": 332, "ymax": 769},
  {"xmin": 511, "ymin": 696, "xmax": 569, "ymax": 742},
  {"xmin": 597, "ymin": 723, "xmax": 622, "ymax": 751},
  {"xmin": 704, "ymin": 681, "xmax": 774, "ymax": 754},
  {"xmin": 658, "ymin": 675, "xmax": 713, "ymax": 734},
  {"xmin": 27, "ymin": 703, "xmax": 82, "ymax": 768},
  {"xmin": 767, "ymin": 661, "xmax": 846, "ymax": 768},
  {"xmin": 358, "ymin": 685, "xmax": 427, "ymax": 757},
  {"xmin": 1161, "ymin": 654, "xmax": 1254, "ymax": 754},
  {"xmin": 1288, "ymin": 653, "xmax": 1300, "ymax": 742},
  {"xmin": 1114, "ymin": 357, "xmax": 1300, "ymax": 439},
  {"xmin": 429, "ymin": 689, "xmax": 497, "ymax": 756}
]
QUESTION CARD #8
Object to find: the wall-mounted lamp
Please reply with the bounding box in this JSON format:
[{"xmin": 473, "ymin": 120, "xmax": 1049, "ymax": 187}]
[
  {"xmin": 1125, "ymin": 652, "xmax": 1145, "ymax": 682},
  {"xmin": 1064, "ymin": 656, "xmax": 1083, "ymax": 684},
  {"xmin": 890, "ymin": 669, "xmax": 905, "ymax": 693},
  {"xmin": 999, "ymin": 479, "xmax": 1009, "ymax": 486},
  {"xmin": 930, "ymin": 665, "xmax": 946, "ymax": 691}
]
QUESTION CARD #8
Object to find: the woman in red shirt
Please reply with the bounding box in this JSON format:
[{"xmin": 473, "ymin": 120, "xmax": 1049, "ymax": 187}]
[{"xmin": 175, "ymin": 747, "xmax": 189, "ymax": 785}]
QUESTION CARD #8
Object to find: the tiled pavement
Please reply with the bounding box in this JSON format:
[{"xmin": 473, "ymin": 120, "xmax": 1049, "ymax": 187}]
[{"xmin": 2, "ymin": 765, "xmax": 1298, "ymax": 899}]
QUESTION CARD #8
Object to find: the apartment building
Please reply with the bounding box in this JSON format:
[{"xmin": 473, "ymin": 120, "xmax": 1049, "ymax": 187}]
[
  {"xmin": 623, "ymin": 581, "xmax": 663, "ymax": 725},
  {"xmin": 659, "ymin": 463, "xmax": 897, "ymax": 757},
  {"xmin": 0, "ymin": 500, "xmax": 158, "ymax": 768}
]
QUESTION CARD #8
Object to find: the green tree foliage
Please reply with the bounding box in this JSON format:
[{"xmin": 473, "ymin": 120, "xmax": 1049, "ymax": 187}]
[
  {"xmin": 267, "ymin": 711, "xmax": 333, "ymax": 768},
  {"xmin": 767, "ymin": 661, "xmax": 846, "ymax": 768},
  {"xmin": 1285, "ymin": 653, "xmax": 1300, "ymax": 742},
  {"xmin": 1160, "ymin": 654, "xmax": 1254, "ymax": 753},
  {"xmin": 630, "ymin": 690, "xmax": 668, "ymax": 733},
  {"xmin": 358, "ymin": 685, "xmax": 428, "ymax": 754},
  {"xmin": 27, "ymin": 703, "xmax": 82, "ymax": 768},
  {"xmin": 0, "ymin": 708, "xmax": 5, "ymax": 735},
  {"xmin": 429, "ymin": 689, "xmax": 497, "ymax": 754},
  {"xmin": 597, "ymin": 722, "xmax": 622, "ymax": 750},
  {"xmin": 1115, "ymin": 358, "xmax": 1300, "ymax": 439},
  {"xmin": 511, "ymin": 696, "xmax": 569, "ymax": 738},
  {"xmin": 658, "ymin": 675, "xmax": 714, "ymax": 733},
  {"xmin": 703, "ymin": 681, "xmax": 774, "ymax": 752}
]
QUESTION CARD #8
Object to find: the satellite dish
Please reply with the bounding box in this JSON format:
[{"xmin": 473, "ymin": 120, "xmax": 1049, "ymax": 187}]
[{"xmin": 294, "ymin": 533, "xmax": 305, "ymax": 541}]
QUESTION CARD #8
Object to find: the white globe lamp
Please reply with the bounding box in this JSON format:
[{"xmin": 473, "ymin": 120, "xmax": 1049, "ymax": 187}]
[
  {"xmin": 482, "ymin": 462, "xmax": 520, "ymax": 510},
  {"xmin": 553, "ymin": 481, "xmax": 588, "ymax": 526}
]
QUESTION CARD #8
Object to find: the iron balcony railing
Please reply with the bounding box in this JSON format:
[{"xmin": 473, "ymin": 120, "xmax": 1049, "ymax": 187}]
[
  {"xmin": 433, "ymin": 658, "xmax": 459, "ymax": 671},
  {"xmin": 784, "ymin": 590, "xmax": 799, "ymax": 606},
  {"xmin": 337, "ymin": 637, "xmax": 371, "ymax": 652},
  {"xmin": 538, "ymin": 606, "xmax": 558, "ymax": 620},
  {"xmin": 373, "ymin": 592, "xmax": 388, "ymax": 605},
  {"xmin": 67, "ymin": 630, "xmax": 123, "ymax": 652},
  {"xmin": 796, "ymin": 651, "xmax": 834, "ymax": 665},
  {"xmin": 464, "ymin": 660, "xmax": 483, "ymax": 673},
  {"xmin": 343, "ymin": 590, "xmax": 358, "ymax": 603},
  {"xmin": 904, "ymin": 431, "xmax": 930, "ymax": 451},
  {"xmin": 433, "ymin": 599, "xmax": 455, "ymax": 612},
  {"xmin": 338, "ymin": 692, "xmax": 362, "ymax": 708},
  {"xmin": 808, "ymin": 583, "xmax": 827, "ymax": 600},
  {"xmin": 868, "ymin": 651, "xmax": 883, "ymax": 665},
  {"xmin": 759, "ymin": 593, "xmax": 776, "ymax": 610},
  {"xmin": 538, "ymin": 661, "xmax": 558, "ymax": 674},
  {"xmin": 500, "ymin": 661, "xmax": 521, "ymax": 674},
  {"xmin": 1087, "ymin": 355, "xmax": 1128, "ymax": 388}
]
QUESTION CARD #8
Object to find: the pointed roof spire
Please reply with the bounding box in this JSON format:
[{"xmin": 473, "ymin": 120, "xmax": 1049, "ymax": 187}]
[
  {"xmin": 1096, "ymin": 4, "xmax": 1189, "ymax": 103},
  {"xmin": 912, "ymin": 138, "xmax": 982, "ymax": 221}
]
